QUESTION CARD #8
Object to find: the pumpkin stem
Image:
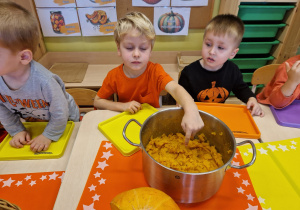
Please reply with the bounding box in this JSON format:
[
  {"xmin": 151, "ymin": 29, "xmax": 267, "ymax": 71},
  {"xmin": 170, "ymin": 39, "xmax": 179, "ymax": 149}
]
[
  {"xmin": 170, "ymin": 10, "xmax": 174, "ymax": 16},
  {"xmin": 211, "ymin": 81, "xmax": 216, "ymax": 88}
]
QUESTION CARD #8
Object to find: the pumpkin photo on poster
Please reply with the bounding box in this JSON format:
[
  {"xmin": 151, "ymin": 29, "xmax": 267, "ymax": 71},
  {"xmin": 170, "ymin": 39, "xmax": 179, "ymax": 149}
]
[
  {"xmin": 132, "ymin": 0, "xmax": 169, "ymax": 7},
  {"xmin": 154, "ymin": 7, "xmax": 191, "ymax": 36}
]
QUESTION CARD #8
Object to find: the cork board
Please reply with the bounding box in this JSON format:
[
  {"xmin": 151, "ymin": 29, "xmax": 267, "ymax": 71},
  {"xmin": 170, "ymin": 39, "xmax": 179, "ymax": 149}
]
[{"xmin": 116, "ymin": 0, "xmax": 215, "ymax": 29}]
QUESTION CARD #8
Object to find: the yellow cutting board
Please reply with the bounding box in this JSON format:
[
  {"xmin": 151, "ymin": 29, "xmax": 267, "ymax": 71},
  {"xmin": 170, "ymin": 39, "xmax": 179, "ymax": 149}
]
[
  {"xmin": 0, "ymin": 121, "xmax": 74, "ymax": 161},
  {"xmin": 98, "ymin": 103, "xmax": 158, "ymax": 156}
]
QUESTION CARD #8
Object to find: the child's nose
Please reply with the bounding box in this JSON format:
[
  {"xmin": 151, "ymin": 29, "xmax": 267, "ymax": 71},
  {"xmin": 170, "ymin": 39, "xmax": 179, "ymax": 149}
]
[
  {"xmin": 133, "ymin": 49, "xmax": 140, "ymax": 57},
  {"xmin": 209, "ymin": 47, "xmax": 216, "ymax": 55}
]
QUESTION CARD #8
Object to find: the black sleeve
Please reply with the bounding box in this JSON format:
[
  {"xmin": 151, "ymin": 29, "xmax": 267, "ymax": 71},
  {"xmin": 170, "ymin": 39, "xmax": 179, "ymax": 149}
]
[
  {"xmin": 179, "ymin": 67, "xmax": 196, "ymax": 101},
  {"xmin": 232, "ymin": 70, "xmax": 256, "ymax": 103}
]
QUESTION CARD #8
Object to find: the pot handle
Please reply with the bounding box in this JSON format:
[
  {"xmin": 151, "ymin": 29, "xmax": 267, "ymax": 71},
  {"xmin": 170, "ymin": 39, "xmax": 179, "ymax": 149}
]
[
  {"xmin": 230, "ymin": 140, "xmax": 256, "ymax": 169},
  {"xmin": 122, "ymin": 119, "xmax": 142, "ymax": 147}
]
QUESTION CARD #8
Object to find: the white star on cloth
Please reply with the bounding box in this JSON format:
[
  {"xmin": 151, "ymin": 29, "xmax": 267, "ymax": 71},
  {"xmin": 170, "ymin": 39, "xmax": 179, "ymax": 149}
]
[
  {"xmin": 290, "ymin": 140, "xmax": 297, "ymax": 145},
  {"xmin": 237, "ymin": 187, "xmax": 245, "ymax": 194},
  {"xmin": 49, "ymin": 172, "xmax": 59, "ymax": 180},
  {"xmin": 88, "ymin": 184, "xmax": 96, "ymax": 191},
  {"xmin": 59, "ymin": 172, "xmax": 65, "ymax": 181},
  {"xmin": 242, "ymin": 179, "xmax": 250, "ymax": 187},
  {"xmin": 40, "ymin": 175, "xmax": 47, "ymax": 181},
  {"xmin": 258, "ymin": 147, "xmax": 268, "ymax": 155},
  {"xmin": 101, "ymin": 150, "xmax": 113, "ymax": 160},
  {"xmin": 245, "ymin": 203, "xmax": 258, "ymax": 210},
  {"xmin": 258, "ymin": 196, "xmax": 265, "ymax": 204},
  {"xmin": 2, "ymin": 177, "xmax": 15, "ymax": 187},
  {"xmin": 103, "ymin": 142, "xmax": 112, "ymax": 150},
  {"xmin": 0, "ymin": 178, "xmax": 3, "ymax": 182},
  {"xmin": 93, "ymin": 172, "xmax": 101, "ymax": 178},
  {"xmin": 92, "ymin": 194, "xmax": 100, "ymax": 201},
  {"xmin": 246, "ymin": 194, "xmax": 255, "ymax": 201},
  {"xmin": 262, "ymin": 208, "xmax": 272, "ymax": 210},
  {"xmin": 267, "ymin": 144, "xmax": 277, "ymax": 151},
  {"xmin": 234, "ymin": 152, "xmax": 239, "ymax": 158},
  {"xmin": 25, "ymin": 175, "xmax": 31, "ymax": 181},
  {"xmin": 98, "ymin": 178, "xmax": 106, "ymax": 185},
  {"xmin": 83, "ymin": 203, "xmax": 96, "ymax": 210},
  {"xmin": 243, "ymin": 152, "xmax": 249, "ymax": 156},
  {"xmin": 248, "ymin": 148, "xmax": 253, "ymax": 153},
  {"xmin": 15, "ymin": 181, "xmax": 22, "ymax": 187},
  {"xmin": 29, "ymin": 180, "xmax": 36, "ymax": 186},
  {"xmin": 278, "ymin": 144, "xmax": 289, "ymax": 152},
  {"xmin": 233, "ymin": 172, "xmax": 241, "ymax": 178},
  {"xmin": 97, "ymin": 160, "xmax": 109, "ymax": 170},
  {"xmin": 290, "ymin": 145, "xmax": 296, "ymax": 150}
]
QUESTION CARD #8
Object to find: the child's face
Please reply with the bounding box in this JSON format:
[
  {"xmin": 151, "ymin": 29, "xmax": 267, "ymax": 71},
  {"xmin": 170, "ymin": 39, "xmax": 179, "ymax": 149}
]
[
  {"xmin": 201, "ymin": 31, "xmax": 239, "ymax": 71},
  {"xmin": 117, "ymin": 29, "xmax": 152, "ymax": 77},
  {"xmin": 0, "ymin": 46, "xmax": 21, "ymax": 76}
]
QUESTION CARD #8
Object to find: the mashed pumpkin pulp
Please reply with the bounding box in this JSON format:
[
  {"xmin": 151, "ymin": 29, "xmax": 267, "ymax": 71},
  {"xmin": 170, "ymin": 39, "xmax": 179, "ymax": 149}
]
[{"xmin": 146, "ymin": 133, "xmax": 224, "ymax": 173}]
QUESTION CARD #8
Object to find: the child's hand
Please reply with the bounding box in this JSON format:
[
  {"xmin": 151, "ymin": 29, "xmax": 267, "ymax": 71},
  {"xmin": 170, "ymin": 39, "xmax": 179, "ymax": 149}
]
[
  {"xmin": 9, "ymin": 130, "xmax": 31, "ymax": 148},
  {"xmin": 181, "ymin": 109, "xmax": 204, "ymax": 145},
  {"xmin": 123, "ymin": 101, "xmax": 142, "ymax": 114},
  {"xmin": 247, "ymin": 97, "xmax": 264, "ymax": 117},
  {"xmin": 286, "ymin": 60, "xmax": 300, "ymax": 85},
  {"xmin": 27, "ymin": 134, "xmax": 52, "ymax": 152}
]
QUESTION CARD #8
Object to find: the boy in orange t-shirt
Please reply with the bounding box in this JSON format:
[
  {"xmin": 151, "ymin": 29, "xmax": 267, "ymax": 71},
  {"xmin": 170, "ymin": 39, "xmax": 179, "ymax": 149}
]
[{"xmin": 94, "ymin": 12, "xmax": 204, "ymax": 143}]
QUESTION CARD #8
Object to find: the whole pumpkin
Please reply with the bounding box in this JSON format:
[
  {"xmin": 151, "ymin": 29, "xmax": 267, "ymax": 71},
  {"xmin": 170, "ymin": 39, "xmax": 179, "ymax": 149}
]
[
  {"xmin": 110, "ymin": 187, "xmax": 180, "ymax": 210},
  {"xmin": 143, "ymin": 0, "xmax": 162, "ymax": 4},
  {"xmin": 197, "ymin": 81, "xmax": 229, "ymax": 103},
  {"xmin": 158, "ymin": 11, "xmax": 185, "ymax": 33}
]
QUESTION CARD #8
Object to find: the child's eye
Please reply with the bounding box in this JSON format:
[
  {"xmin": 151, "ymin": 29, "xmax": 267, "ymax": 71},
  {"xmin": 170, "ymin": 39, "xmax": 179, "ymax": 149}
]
[
  {"xmin": 126, "ymin": 47, "xmax": 133, "ymax": 50},
  {"xmin": 140, "ymin": 48, "xmax": 147, "ymax": 51},
  {"xmin": 218, "ymin": 46, "xmax": 224, "ymax": 50},
  {"xmin": 205, "ymin": 43, "xmax": 212, "ymax": 47}
]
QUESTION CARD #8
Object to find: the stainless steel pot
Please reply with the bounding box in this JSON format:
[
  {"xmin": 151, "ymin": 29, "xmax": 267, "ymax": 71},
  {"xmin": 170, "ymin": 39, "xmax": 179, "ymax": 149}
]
[{"xmin": 123, "ymin": 108, "xmax": 256, "ymax": 203}]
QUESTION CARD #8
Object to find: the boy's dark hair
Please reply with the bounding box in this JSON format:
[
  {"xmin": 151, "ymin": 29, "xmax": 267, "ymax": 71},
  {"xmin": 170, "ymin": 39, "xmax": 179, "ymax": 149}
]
[
  {"xmin": 0, "ymin": 1, "xmax": 40, "ymax": 53},
  {"xmin": 204, "ymin": 14, "xmax": 244, "ymax": 47}
]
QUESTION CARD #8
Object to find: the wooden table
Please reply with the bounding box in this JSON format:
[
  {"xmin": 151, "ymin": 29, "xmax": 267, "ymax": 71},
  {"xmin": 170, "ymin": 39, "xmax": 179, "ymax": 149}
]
[
  {"xmin": 53, "ymin": 104, "xmax": 300, "ymax": 209},
  {"xmin": 0, "ymin": 123, "xmax": 80, "ymax": 175}
]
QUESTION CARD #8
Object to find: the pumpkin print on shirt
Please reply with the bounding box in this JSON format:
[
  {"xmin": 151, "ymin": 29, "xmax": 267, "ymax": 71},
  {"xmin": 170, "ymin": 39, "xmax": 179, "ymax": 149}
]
[{"xmin": 197, "ymin": 81, "xmax": 229, "ymax": 103}]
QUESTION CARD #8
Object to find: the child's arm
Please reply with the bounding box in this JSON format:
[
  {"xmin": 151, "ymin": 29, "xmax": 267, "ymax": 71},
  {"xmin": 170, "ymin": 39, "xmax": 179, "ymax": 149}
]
[
  {"xmin": 280, "ymin": 61, "xmax": 300, "ymax": 97},
  {"xmin": 165, "ymin": 81, "xmax": 204, "ymax": 144},
  {"xmin": 247, "ymin": 97, "xmax": 264, "ymax": 117},
  {"xmin": 27, "ymin": 134, "xmax": 51, "ymax": 152},
  {"xmin": 94, "ymin": 95, "xmax": 142, "ymax": 114},
  {"xmin": 9, "ymin": 130, "xmax": 31, "ymax": 148}
]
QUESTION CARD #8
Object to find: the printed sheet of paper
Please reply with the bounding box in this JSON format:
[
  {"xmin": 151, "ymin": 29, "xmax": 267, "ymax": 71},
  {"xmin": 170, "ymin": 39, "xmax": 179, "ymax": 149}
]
[
  {"xmin": 76, "ymin": 0, "xmax": 116, "ymax": 7},
  {"xmin": 132, "ymin": 0, "xmax": 170, "ymax": 7},
  {"xmin": 78, "ymin": 7, "xmax": 117, "ymax": 36},
  {"xmin": 154, "ymin": 7, "xmax": 191, "ymax": 36},
  {"xmin": 34, "ymin": 0, "xmax": 77, "ymax": 7},
  {"xmin": 171, "ymin": 0, "xmax": 208, "ymax": 6},
  {"xmin": 37, "ymin": 8, "xmax": 81, "ymax": 37}
]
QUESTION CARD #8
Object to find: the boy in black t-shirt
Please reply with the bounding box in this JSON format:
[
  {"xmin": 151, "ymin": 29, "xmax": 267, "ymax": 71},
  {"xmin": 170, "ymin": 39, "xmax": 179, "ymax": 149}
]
[{"xmin": 179, "ymin": 14, "xmax": 264, "ymax": 117}]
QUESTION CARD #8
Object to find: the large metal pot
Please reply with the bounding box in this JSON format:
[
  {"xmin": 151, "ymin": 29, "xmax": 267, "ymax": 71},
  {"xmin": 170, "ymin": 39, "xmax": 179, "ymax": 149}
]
[{"xmin": 123, "ymin": 108, "xmax": 256, "ymax": 203}]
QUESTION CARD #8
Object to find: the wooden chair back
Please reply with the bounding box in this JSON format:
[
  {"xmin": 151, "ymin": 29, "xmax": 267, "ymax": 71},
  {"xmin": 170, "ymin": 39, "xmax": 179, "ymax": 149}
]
[
  {"xmin": 66, "ymin": 88, "xmax": 97, "ymax": 113},
  {"xmin": 251, "ymin": 64, "xmax": 280, "ymax": 93}
]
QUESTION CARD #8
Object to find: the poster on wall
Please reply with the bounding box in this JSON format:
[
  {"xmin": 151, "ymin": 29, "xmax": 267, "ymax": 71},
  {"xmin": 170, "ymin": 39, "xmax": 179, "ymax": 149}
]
[
  {"xmin": 171, "ymin": 0, "xmax": 208, "ymax": 6},
  {"xmin": 132, "ymin": 0, "xmax": 170, "ymax": 7},
  {"xmin": 76, "ymin": 0, "xmax": 116, "ymax": 7},
  {"xmin": 34, "ymin": 0, "xmax": 77, "ymax": 7},
  {"xmin": 36, "ymin": 8, "xmax": 81, "ymax": 37},
  {"xmin": 78, "ymin": 7, "xmax": 117, "ymax": 36},
  {"xmin": 154, "ymin": 7, "xmax": 190, "ymax": 36}
]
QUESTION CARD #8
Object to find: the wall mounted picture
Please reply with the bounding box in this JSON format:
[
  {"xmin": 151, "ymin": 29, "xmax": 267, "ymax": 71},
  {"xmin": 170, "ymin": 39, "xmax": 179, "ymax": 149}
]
[
  {"xmin": 76, "ymin": 0, "xmax": 116, "ymax": 7},
  {"xmin": 36, "ymin": 8, "xmax": 81, "ymax": 37},
  {"xmin": 171, "ymin": 0, "xmax": 208, "ymax": 6},
  {"xmin": 34, "ymin": 0, "xmax": 77, "ymax": 7},
  {"xmin": 132, "ymin": 0, "xmax": 170, "ymax": 7},
  {"xmin": 78, "ymin": 7, "xmax": 117, "ymax": 36},
  {"xmin": 154, "ymin": 7, "xmax": 191, "ymax": 36}
]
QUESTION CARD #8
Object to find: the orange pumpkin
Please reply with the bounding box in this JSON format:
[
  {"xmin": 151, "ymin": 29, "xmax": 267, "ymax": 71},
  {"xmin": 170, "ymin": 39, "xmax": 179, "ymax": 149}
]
[
  {"xmin": 158, "ymin": 11, "xmax": 185, "ymax": 33},
  {"xmin": 197, "ymin": 81, "xmax": 229, "ymax": 103},
  {"xmin": 143, "ymin": 0, "xmax": 161, "ymax": 4}
]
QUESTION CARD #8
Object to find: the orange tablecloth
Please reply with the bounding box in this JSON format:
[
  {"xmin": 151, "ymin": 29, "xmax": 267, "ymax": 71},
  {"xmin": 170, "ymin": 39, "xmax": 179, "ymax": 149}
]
[
  {"xmin": 77, "ymin": 141, "xmax": 261, "ymax": 210},
  {"xmin": 0, "ymin": 171, "xmax": 64, "ymax": 210}
]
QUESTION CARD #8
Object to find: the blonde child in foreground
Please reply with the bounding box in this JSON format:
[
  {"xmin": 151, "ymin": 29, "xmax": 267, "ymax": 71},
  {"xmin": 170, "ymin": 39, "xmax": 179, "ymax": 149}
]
[
  {"xmin": 94, "ymin": 12, "xmax": 204, "ymax": 143},
  {"xmin": 0, "ymin": 1, "xmax": 79, "ymax": 152},
  {"xmin": 179, "ymin": 14, "xmax": 264, "ymax": 117}
]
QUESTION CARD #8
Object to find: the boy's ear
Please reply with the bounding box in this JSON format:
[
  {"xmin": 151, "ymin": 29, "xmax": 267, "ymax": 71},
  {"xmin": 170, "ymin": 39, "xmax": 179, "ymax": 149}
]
[
  {"xmin": 19, "ymin": 49, "xmax": 33, "ymax": 65},
  {"xmin": 229, "ymin": 48, "xmax": 239, "ymax": 59}
]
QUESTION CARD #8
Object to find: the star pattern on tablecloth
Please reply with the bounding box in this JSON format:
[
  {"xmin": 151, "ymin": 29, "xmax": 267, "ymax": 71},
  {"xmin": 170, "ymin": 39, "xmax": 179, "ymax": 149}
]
[
  {"xmin": 81, "ymin": 141, "xmax": 113, "ymax": 208},
  {"xmin": 15, "ymin": 181, "xmax": 22, "ymax": 187},
  {"xmin": 258, "ymin": 147, "xmax": 268, "ymax": 155},
  {"xmin": 2, "ymin": 177, "xmax": 15, "ymax": 187},
  {"xmin": 25, "ymin": 175, "xmax": 31, "ymax": 181},
  {"xmin": 278, "ymin": 144, "xmax": 289, "ymax": 152},
  {"xmin": 40, "ymin": 175, "xmax": 47, "ymax": 181},
  {"xmin": 49, "ymin": 172, "xmax": 59, "ymax": 180},
  {"xmin": 29, "ymin": 180, "xmax": 36, "ymax": 186}
]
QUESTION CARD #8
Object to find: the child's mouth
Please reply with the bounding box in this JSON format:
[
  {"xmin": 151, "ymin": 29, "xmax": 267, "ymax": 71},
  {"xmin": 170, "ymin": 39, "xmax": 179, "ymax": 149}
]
[{"xmin": 207, "ymin": 57, "xmax": 215, "ymax": 62}]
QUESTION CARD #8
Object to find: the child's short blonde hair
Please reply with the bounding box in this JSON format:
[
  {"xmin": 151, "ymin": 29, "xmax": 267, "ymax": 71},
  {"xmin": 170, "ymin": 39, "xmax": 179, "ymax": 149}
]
[
  {"xmin": 204, "ymin": 14, "xmax": 244, "ymax": 48},
  {"xmin": 114, "ymin": 11, "xmax": 155, "ymax": 48},
  {"xmin": 0, "ymin": 1, "xmax": 40, "ymax": 54}
]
